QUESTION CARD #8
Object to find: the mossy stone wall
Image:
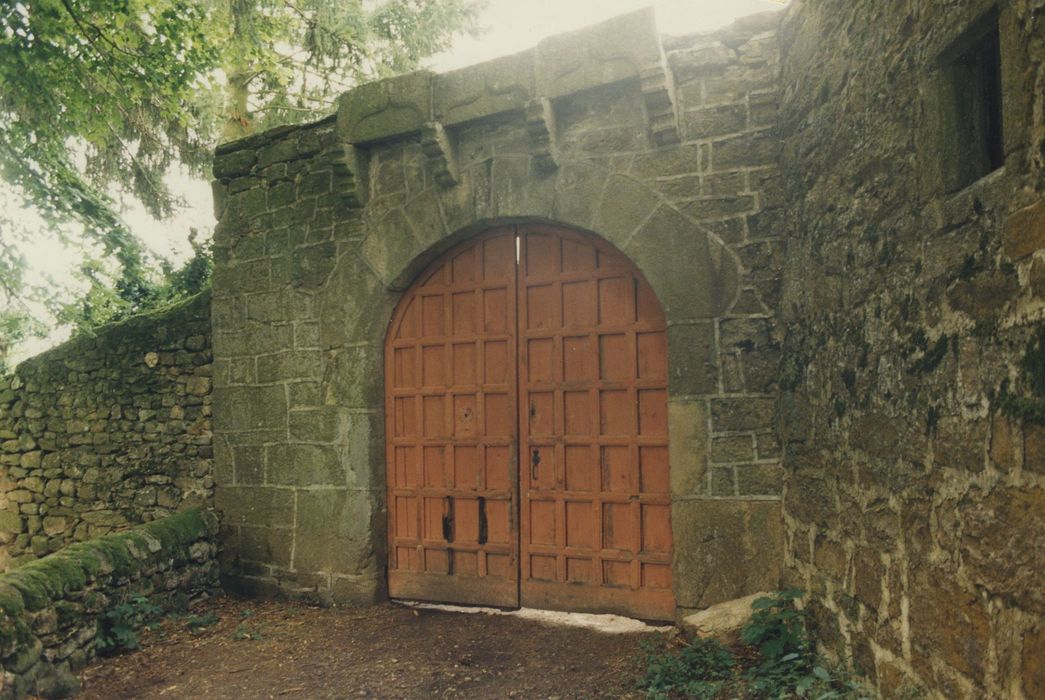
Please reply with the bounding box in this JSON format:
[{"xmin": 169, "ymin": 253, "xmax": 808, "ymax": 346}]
[
  {"xmin": 0, "ymin": 293, "xmax": 213, "ymax": 571},
  {"xmin": 0, "ymin": 508, "xmax": 219, "ymax": 699}
]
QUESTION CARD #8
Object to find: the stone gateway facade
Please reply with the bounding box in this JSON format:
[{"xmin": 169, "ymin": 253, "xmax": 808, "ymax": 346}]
[
  {"xmin": 2, "ymin": 1, "xmax": 1037, "ymax": 698},
  {"xmin": 209, "ymin": 8, "xmax": 786, "ymax": 617},
  {"xmin": 208, "ymin": 1, "xmax": 1045, "ymax": 695},
  {"xmin": 0, "ymin": 0, "xmax": 1040, "ymax": 697}
]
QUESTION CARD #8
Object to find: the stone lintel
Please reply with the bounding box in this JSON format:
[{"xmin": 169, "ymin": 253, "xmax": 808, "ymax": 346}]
[
  {"xmin": 535, "ymin": 7, "xmax": 662, "ymax": 98},
  {"xmin": 420, "ymin": 121, "xmax": 459, "ymax": 188},
  {"xmin": 525, "ymin": 98, "xmax": 559, "ymax": 173},
  {"xmin": 335, "ymin": 8, "xmax": 666, "ymax": 149},
  {"xmin": 434, "ymin": 49, "xmax": 536, "ymax": 126},
  {"xmin": 337, "ymin": 70, "xmax": 434, "ymax": 145}
]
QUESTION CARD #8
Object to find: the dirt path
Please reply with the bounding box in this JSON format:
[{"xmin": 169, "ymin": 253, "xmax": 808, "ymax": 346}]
[{"xmin": 76, "ymin": 596, "xmax": 662, "ymax": 699}]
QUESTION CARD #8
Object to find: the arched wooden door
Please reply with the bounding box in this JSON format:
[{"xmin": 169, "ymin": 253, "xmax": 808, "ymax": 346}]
[{"xmin": 385, "ymin": 224, "xmax": 674, "ymax": 620}]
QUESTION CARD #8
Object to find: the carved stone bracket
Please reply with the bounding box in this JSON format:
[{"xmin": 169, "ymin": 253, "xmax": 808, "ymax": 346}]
[
  {"xmin": 640, "ymin": 62, "xmax": 681, "ymax": 148},
  {"xmin": 329, "ymin": 143, "xmax": 369, "ymax": 208},
  {"xmin": 525, "ymin": 98, "xmax": 559, "ymax": 173},
  {"xmin": 420, "ymin": 121, "xmax": 459, "ymax": 188}
]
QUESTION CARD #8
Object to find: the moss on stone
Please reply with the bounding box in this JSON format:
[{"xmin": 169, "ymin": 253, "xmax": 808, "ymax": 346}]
[
  {"xmin": 999, "ymin": 329, "xmax": 1045, "ymax": 425},
  {"xmin": 141, "ymin": 508, "xmax": 207, "ymax": 552},
  {"xmin": 0, "ymin": 509, "xmax": 209, "ymax": 609},
  {"xmin": 3, "ymin": 569, "xmax": 57, "ymax": 611},
  {"xmin": 19, "ymin": 556, "xmax": 88, "ymax": 594},
  {"xmin": 89, "ymin": 538, "xmax": 136, "ymax": 577},
  {"xmin": 59, "ymin": 544, "xmax": 106, "ymax": 579},
  {"xmin": 0, "ymin": 609, "xmax": 30, "ymax": 654},
  {"xmin": 1022, "ymin": 326, "xmax": 1045, "ymax": 400},
  {"xmin": 0, "ymin": 581, "xmax": 25, "ymax": 616}
]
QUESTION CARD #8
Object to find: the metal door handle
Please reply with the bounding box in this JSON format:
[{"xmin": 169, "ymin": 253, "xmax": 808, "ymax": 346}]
[{"xmin": 531, "ymin": 448, "xmax": 541, "ymax": 482}]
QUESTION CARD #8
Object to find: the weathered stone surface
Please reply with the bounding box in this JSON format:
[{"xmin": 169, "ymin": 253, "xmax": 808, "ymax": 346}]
[
  {"xmin": 0, "ymin": 294, "xmax": 213, "ymax": 570},
  {"xmin": 215, "ymin": 486, "xmax": 294, "ymax": 527},
  {"xmin": 213, "ymin": 384, "xmax": 287, "ymax": 433},
  {"xmin": 667, "ymin": 323, "xmax": 718, "ymax": 395},
  {"xmin": 910, "ymin": 570, "xmax": 990, "ymax": 682},
  {"xmin": 434, "ymin": 51, "xmax": 535, "ymax": 126},
  {"xmin": 1024, "ymin": 622, "xmax": 1045, "ymax": 699},
  {"xmin": 1002, "ymin": 199, "xmax": 1045, "ymax": 261},
  {"xmin": 673, "ymin": 500, "xmax": 783, "ymax": 609},
  {"xmin": 625, "ymin": 206, "xmax": 717, "ymax": 319},
  {"xmin": 961, "ymin": 486, "xmax": 1045, "ymax": 614},
  {"xmin": 337, "ymin": 71, "xmax": 434, "ymax": 144},
  {"xmin": 776, "ymin": 1, "xmax": 1045, "ymax": 696},
  {"xmin": 681, "ymin": 591, "xmax": 769, "ymax": 644},
  {"xmin": 293, "ymin": 490, "xmax": 374, "ymax": 574},
  {"xmin": 669, "ymin": 401, "xmax": 709, "ymax": 496},
  {"xmin": 535, "ymin": 8, "xmax": 661, "ymax": 99}
]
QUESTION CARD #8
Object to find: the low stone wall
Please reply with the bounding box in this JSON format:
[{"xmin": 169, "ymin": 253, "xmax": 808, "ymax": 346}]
[
  {"xmin": 0, "ymin": 508, "xmax": 219, "ymax": 699},
  {"xmin": 0, "ymin": 293, "xmax": 213, "ymax": 571}
]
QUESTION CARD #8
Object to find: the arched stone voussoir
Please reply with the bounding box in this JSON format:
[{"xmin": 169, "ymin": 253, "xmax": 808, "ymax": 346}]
[
  {"xmin": 590, "ymin": 172, "xmax": 661, "ymax": 250},
  {"xmin": 317, "ymin": 249, "xmax": 396, "ymax": 350},
  {"xmin": 359, "ymin": 188, "xmax": 453, "ymax": 291},
  {"xmin": 624, "ymin": 203, "xmax": 739, "ymax": 321},
  {"xmin": 551, "ymin": 161, "xmax": 610, "ymax": 232},
  {"xmin": 359, "ymin": 208, "xmax": 422, "ymax": 290}
]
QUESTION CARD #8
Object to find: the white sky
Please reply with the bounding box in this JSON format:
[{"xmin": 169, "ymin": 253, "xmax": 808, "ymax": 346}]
[{"xmin": 10, "ymin": 0, "xmax": 786, "ymax": 362}]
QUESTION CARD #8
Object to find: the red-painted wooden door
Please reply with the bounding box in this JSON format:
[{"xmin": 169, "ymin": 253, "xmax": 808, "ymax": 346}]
[{"xmin": 386, "ymin": 225, "xmax": 673, "ymax": 619}]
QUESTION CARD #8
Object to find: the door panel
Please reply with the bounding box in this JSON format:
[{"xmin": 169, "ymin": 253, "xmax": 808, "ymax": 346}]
[
  {"xmin": 386, "ymin": 228, "xmax": 519, "ymax": 607},
  {"xmin": 386, "ymin": 224, "xmax": 674, "ymax": 620},
  {"xmin": 517, "ymin": 225, "xmax": 674, "ymax": 621}
]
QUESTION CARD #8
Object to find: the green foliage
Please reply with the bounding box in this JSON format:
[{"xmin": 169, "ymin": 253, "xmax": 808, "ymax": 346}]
[
  {"xmin": 742, "ymin": 589, "xmax": 809, "ymax": 662},
  {"xmin": 638, "ymin": 590, "xmax": 877, "ymax": 699},
  {"xmin": 998, "ymin": 328, "xmax": 1045, "ymax": 425},
  {"xmin": 185, "ymin": 611, "xmax": 220, "ymax": 630},
  {"xmin": 639, "ymin": 636, "xmax": 734, "ymax": 699},
  {"xmin": 185, "ymin": 611, "xmax": 219, "ymax": 632},
  {"xmin": 0, "ymin": 0, "xmax": 482, "ymax": 360},
  {"xmin": 0, "ymin": 0, "xmax": 221, "ymax": 231},
  {"xmin": 55, "ymin": 229, "xmax": 213, "ymax": 334},
  {"xmin": 232, "ymin": 622, "xmax": 262, "ymax": 640},
  {"xmin": 214, "ymin": 0, "xmax": 482, "ymax": 139},
  {"xmin": 96, "ymin": 594, "xmax": 162, "ymax": 654}
]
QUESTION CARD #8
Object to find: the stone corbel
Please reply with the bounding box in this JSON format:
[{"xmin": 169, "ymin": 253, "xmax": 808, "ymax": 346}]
[
  {"xmin": 525, "ymin": 98, "xmax": 559, "ymax": 173},
  {"xmin": 420, "ymin": 121, "xmax": 459, "ymax": 188},
  {"xmin": 640, "ymin": 61, "xmax": 681, "ymax": 148},
  {"xmin": 330, "ymin": 143, "xmax": 369, "ymax": 208}
]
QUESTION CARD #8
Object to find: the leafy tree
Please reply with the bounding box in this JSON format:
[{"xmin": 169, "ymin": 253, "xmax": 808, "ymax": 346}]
[
  {"xmin": 216, "ymin": 0, "xmax": 482, "ymax": 140},
  {"xmin": 0, "ymin": 0, "xmax": 482, "ymax": 359}
]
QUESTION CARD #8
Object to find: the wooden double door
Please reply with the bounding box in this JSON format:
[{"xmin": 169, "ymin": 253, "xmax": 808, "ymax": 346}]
[{"xmin": 385, "ymin": 224, "xmax": 674, "ymax": 620}]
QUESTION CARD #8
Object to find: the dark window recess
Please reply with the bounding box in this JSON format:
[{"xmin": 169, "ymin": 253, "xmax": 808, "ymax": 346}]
[{"xmin": 940, "ymin": 11, "xmax": 1005, "ymax": 189}]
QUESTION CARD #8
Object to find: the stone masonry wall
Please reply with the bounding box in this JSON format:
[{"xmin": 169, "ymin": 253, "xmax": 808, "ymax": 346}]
[
  {"xmin": 776, "ymin": 0, "xmax": 1044, "ymax": 697},
  {"xmin": 0, "ymin": 293, "xmax": 214, "ymax": 571},
  {"xmin": 0, "ymin": 508, "xmax": 219, "ymax": 699},
  {"xmin": 209, "ymin": 9, "xmax": 788, "ymax": 611}
]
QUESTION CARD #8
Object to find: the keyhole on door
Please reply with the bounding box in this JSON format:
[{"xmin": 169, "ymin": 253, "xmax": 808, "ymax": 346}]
[{"xmin": 531, "ymin": 448, "xmax": 541, "ymax": 482}]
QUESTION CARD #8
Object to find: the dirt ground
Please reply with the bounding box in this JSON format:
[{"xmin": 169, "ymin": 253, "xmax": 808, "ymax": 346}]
[{"xmin": 75, "ymin": 595, "xmax": 663, "ymax": 699}]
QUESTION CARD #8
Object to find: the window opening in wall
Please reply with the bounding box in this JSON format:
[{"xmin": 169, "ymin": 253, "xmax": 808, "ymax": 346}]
[{"xmin": 939, "ymin": 9, "xmax": 1004, "ymax": 190}]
